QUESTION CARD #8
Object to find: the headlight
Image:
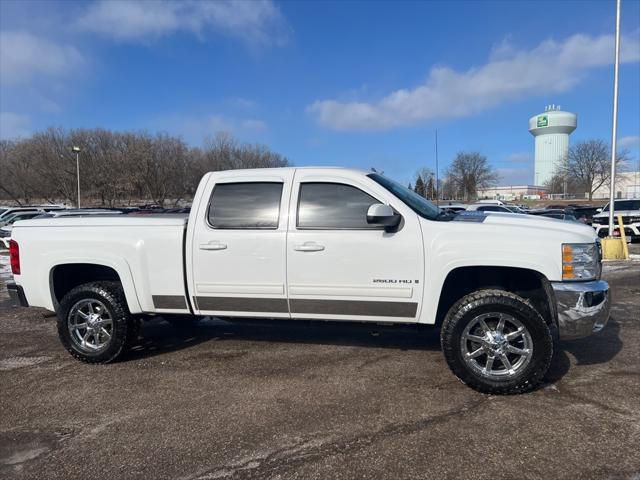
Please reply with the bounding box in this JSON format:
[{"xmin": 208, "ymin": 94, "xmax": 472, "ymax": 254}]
[{"xmin": 562, "ymin": 243, "xmax": 599, "ymax": 281}]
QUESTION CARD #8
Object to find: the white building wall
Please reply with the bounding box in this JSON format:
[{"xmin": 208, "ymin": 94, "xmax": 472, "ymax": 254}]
[{"xmin": 590, "ymin": 171, "xmax": 640, "ymax": 199}]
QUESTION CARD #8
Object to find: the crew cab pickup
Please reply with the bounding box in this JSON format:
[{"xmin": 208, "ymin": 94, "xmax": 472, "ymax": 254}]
[
  {"xmin": 592, "ymin": 198, "xmax": 640, "ymax": 242},
  {"xmin": 6, "ymin": 168, "xmax": 610, "ymax": 394}
]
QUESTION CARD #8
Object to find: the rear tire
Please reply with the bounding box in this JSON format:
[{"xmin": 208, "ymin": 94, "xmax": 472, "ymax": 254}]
[
  {"xmin": 57, "ymin": 281, "xmax": 137, "ymax": 363},
  {"xmin": 440, "ymin": 289, "xmax": 553, "ymax": 394}
]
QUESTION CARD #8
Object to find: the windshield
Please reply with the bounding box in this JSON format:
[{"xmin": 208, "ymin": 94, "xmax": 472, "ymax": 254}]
[
  {"xmin": 602, "ymin": 200, "xmax": 640, "ymax": 212},
  {"xmin": 368, "ymin": 173, "xmax": 442, "ymax": 220}
]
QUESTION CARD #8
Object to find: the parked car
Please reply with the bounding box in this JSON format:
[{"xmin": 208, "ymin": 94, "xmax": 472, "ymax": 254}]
[
  {"xmin": 0, "ymin": 211, "xmax": 45, "ymax": 248},
  {"xmin": 0, "ymin": 207, "xmax": 43, "ymax": 222},
  {"xmin": 466, "ymin": 204, "xmax": 518, "ymax": 213},
  {"xmin": 33, "ymin": 209, "xmax": 123, "ymax": 219},
  {"xmin": 591, "ymin": 198, "xmax": 640, "ymax": 242},
  {"xmin": 570, "ymin": 206, "xmax": 602, "ymax": 225},
  {"xmin": 7, "ymin": 167, "xmax": 609, "ymax": 394},
  {"xmin": 0, "ymin": 210, "xmax": 45, "ymax": 227},
  {"xmin": 440, "ymin": 203, "xmax": 467, "ymax": 214},
  {"xmin": 529, "ymin": 209, "xmax": 579, "ymax": 222}
]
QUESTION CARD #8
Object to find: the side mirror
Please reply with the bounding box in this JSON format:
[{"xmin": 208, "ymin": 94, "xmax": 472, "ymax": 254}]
[
  {"xmin": 596, "ymin": 208, "xmax": 603, "ymax": 213},
  {"xmin": 367, "ymin": 203, "xmax": 401, "ymax": 231}
]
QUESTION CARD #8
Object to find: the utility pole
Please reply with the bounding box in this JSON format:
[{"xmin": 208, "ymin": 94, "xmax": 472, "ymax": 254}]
[
  {"xmin": 72, "ymin": 146, "xmax": 81, "ymax": 208},
  {"xmin": 608, "ymin": 0, "xmax": 621, "ymax": 236},
  {"xmin": 435, "ymin": 129, "xmax": 439, "ymax": 206}
]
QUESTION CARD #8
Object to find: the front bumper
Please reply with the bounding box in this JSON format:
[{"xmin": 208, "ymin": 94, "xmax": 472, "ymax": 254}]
[
  {"xmin": 551, "ymin": 280, "xmax": 610, "ymax": 340},
  {"xmin": 7, "ymin": 282, "xmax": 29, "ymax": 307}
]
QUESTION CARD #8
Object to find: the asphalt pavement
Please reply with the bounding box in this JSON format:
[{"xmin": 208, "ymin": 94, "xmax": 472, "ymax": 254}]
[{"xmin": 0, "ymin": 249, "xmax": 639, "ymax": 479}]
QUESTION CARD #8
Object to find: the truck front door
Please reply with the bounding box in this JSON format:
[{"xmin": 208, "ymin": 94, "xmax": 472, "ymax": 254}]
[{"xmin": 286, "ymin": 171, "xmax": 425, "ymax": 323}]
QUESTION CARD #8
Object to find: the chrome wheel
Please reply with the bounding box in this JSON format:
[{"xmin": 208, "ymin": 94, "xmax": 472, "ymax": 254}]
[
  {"xmin": 460, "ymin": 312, "xmax": 533, "ymax": 380},
  {"xmin": 68, "ymin": 299, "xmax": 113, "ymax": 353}
]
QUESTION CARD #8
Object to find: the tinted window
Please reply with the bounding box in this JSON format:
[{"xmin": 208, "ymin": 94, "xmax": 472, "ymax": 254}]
[
  {"xmin": 602, "ymin": 200, "xmax": 640, "ymax": 211},
  {"xmin": 208, "ymin": 182, "xmax": 282, "ymax": 229},
  {"xmin": 368, "ymin": 173, "xmax": 441, "ymax": 220},
  {"xmin": 478, "ymin": 206, "xmax": 505, "ymax": 212},
  {"xmin": 298, "ymin": 183, "xmax": 380, "ymax": 229}
]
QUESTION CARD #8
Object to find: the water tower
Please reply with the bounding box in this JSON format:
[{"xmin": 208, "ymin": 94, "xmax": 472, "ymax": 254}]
[{"xmin": 528, "ymin": 105, "xmax": 577, "ymax": 186}]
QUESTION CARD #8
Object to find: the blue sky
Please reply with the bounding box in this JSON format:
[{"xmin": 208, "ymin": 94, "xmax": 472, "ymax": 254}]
[{"xmin": 1, "ymin": 0, "xmax": 639, "ymax": 186}]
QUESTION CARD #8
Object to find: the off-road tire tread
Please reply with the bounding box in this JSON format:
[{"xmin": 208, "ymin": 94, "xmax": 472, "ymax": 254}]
[
  {"xmin": 440, "ymin": 289, "xmax": 553, "ymax": 395},
  {"xmin": 57, "ymin": 281, "xmax": 136, "ymax": 364}
]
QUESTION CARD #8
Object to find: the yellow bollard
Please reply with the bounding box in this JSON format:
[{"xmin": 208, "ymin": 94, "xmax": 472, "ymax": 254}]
[
  {"xmin": 602, "ymin": 236, "xmax": 625, "ymax": 260},
  {"xmin": 617, "ymin": 214, "xmax": 630, "ymax": 260}
]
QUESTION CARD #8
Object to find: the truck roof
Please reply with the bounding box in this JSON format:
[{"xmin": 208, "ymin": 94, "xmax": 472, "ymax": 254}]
[{"xmin": 208, "ymin": 166, "xmax": 365, "ymax": 175}]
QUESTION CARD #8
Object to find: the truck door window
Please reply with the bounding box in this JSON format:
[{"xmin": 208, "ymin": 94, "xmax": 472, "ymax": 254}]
[
  {"xmin": 297, "ymin": 182, "xmax": 381, "ymax": 229},
  {"xmin": 207, "ymin": 182, "xmax": 283, "ymax": 229}
]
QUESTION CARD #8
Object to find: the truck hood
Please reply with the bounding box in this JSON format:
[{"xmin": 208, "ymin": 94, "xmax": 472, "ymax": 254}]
[{"xmin": 454, "ymin": 211, "xmax": 596, "ymax": 241}]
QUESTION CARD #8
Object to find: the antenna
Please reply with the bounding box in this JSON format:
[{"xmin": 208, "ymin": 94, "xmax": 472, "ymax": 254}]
[{"xmin": 435, "ymin": 129, "xmax": 439, "ymax": 207}]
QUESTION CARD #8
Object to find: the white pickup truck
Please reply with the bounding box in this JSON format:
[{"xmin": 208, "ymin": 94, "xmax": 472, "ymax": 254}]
[{"xmin": 6, "ymin": 168, "xmax": 610, "ymax": 394}]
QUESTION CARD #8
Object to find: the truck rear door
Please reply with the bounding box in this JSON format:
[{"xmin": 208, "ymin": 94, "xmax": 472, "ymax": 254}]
[{"xmin": 189, "ymin": 170, "xmax": 293, "ymax": 318}]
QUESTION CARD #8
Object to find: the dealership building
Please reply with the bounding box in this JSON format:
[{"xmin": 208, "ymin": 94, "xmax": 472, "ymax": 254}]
[{"xmin": 477, "ymin": 185, "xmax": 547, "ymax": 201}]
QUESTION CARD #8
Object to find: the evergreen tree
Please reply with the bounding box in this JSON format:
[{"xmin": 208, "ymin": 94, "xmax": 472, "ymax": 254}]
[
  {"xmin": 426, "ymin": 176, "xmax": 435, "ymax": 200},
  {"xmin": 414, "ymin": 176, "xmax": 426, "ymax": 197}
]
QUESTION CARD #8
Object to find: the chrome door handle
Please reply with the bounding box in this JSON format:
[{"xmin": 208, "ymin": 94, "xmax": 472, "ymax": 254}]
[
  {"xmin": 294, "ymin": 242, "xmax": 325, "ymax": 252},
  {"xmin": 199, "ymin": 241, "xmax": 227, "ymax": 250}
]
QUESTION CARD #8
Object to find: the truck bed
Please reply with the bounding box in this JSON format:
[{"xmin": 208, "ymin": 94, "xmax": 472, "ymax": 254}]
[{"xmin": 12, "ymin": 215, "xmax": 190, "ymax": 314}]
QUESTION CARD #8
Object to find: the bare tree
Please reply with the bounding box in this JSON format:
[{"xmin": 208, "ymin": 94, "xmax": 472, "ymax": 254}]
[
  {"xmin": 0, "ymin": 128, "xmax": 291, "ymax": 206},
  {"xmin": 446, "ymin": 152, "xmax": 498, "ymax": 201},
  {"xmin": 561, "ymin": 139, "xmax": 627, "ymax": 200}
]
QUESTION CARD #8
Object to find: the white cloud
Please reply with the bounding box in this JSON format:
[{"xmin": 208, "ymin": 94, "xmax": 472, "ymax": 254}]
[
  {"xmin": 226, "ymin": 97, "xmax": 257, "ymax": 109},
  {"xmin": 308, "ymin": 32, "xmax": 640, "ymax": 131},
  {"xmin": 76, "ymin": 0, "xmax": 289, "ymax": 46},
  {"xmin": 154, "ymin": 113, "xmax": 268, "ymax": 144},
  {"xmin": 619, "ymin": 135, "xmax": 640, "ymax": 149},
  {"xmin": 0, "ymin": 31, "xmax": 83, "ymax": 85},
  {"xmin": 0, "ymin": 112, "xmax": 31, "ymax": 139}
]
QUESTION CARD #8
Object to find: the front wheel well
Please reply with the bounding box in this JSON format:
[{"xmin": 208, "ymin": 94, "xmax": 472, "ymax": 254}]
[
  {"xmin": 435, "ymin": 266, "xmax": 556, "ymax": 329},
  {"xmin": 50, "ymin": 263, "xmax": 121, "ymax": 308}
]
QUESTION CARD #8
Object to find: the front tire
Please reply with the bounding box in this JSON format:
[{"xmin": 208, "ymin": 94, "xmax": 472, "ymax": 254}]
[
  {"xmin": 440, "ymin": 289, "xmax": 553, "ymax": 394},
  {"xmin": 57, "ymin": 281, "xmax": 139, "ymax": 363}
]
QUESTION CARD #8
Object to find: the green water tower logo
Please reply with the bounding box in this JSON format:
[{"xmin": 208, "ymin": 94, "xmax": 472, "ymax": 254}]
[{"xmin": 537, "ymin": 115, "xmax": 548, "ymax": 127}]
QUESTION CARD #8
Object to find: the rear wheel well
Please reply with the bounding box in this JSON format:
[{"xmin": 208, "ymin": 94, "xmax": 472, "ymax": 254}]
[
  {"xmin": 50, "ymin": 264, "xmax": 121, "ymax": 308},
  {"xmin": 435, "ymin": 266, "xmax": 556, "ymax": 328}
]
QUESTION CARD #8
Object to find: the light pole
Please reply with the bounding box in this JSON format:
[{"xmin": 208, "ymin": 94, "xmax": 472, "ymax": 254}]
[
  {"xmin": 608, "ymin": 0, "xmax": 621, "ymax": 237},
  {"xmin": 602, "ymin": 0, "xmax": 627, "ymax": 260},
  {"xmin": 72, "ymin": 146, "xmax": 81, "ymax": 208}
]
